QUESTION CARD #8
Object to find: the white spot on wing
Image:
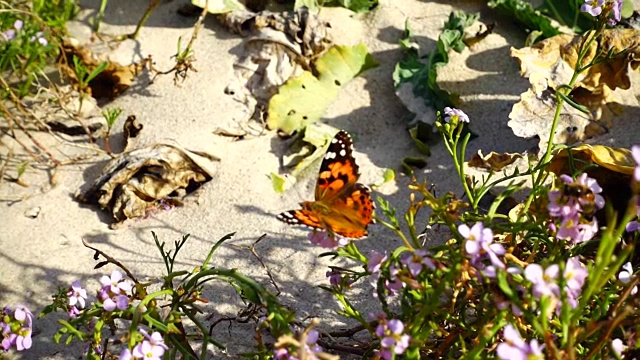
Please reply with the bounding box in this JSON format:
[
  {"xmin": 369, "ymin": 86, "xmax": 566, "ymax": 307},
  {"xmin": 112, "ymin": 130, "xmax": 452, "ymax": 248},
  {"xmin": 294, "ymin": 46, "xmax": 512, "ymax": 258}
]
[{"xmin": 325, "ymin": 152, "xmax": 336, "ymax": 160}]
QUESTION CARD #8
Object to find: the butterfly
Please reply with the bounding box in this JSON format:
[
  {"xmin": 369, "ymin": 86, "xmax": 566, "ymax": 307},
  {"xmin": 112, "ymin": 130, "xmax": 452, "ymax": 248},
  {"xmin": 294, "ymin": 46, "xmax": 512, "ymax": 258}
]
[{"xmin": 277, "ymin": 130, "xmax": 375, "ymax": 239}]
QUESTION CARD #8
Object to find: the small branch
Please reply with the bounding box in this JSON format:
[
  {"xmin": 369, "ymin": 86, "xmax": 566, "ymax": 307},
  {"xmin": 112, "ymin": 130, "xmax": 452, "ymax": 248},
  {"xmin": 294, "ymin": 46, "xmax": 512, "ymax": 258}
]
[{"xmin": 82, "ymin": 238, "xmax": 139, "ymax": 284}]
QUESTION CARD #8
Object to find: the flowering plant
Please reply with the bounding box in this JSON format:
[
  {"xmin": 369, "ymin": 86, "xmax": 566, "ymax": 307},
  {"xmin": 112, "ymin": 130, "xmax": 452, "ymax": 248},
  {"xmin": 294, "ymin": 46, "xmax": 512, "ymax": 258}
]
[{"xmin": 33, "ymin": 233, "xmax": 295, "ymax": 359}]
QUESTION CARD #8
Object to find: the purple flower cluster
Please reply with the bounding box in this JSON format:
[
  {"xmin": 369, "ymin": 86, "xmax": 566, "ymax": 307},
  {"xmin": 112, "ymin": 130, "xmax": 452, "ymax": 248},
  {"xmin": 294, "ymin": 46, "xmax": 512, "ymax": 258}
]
[
  {"xmin": 400, "ymin": 249, "xmax": 435, "ymax": 277},
  {"xmin": 581, "ymin": 0, "xmax": 623, "ymax": 23},
  {"xmin": 548, "ymin": 174, "xmax": 604, "ymax": 244},
  {"xmin": 1, "ymin": 306, "xmax": 33, "ymax": 352},
  {"xmin": 325, "ymin": 268, "xmax": 354, "ymax": 289},
  {"xmin": 98, "ymin": 271, "xmax": 132, "ymax": 312},
  {"xmin": 459, "ymin": 222, "xmax": 506, "ymax": 277},
  {"xmin": 368, "ymin": 251, "xmax": 403, "ymax": 297},
  {"xmin": 496, "ymin": 324, "xmax": 544, "ymax": 360},
  {"xmin": 274, "ymin": 329, "xmax": 323, "ymax": 360},
  {"xmin": 67, "ymin": 280, "xmax": 88, "ymax": 318},
  {"xmin": 525, "ymin": 257, "xmax": 588, "ymax": 313},
  {"xmin": 120, "ymin": 329, "xmax": 168, "ymax": 360},
  {"xmin": 375, "ymin": 318, "xmax": 411, "ymax": 360},
  {"xmin": 1, "ymin": 19, "xmax": 48, "ymax": 45}
]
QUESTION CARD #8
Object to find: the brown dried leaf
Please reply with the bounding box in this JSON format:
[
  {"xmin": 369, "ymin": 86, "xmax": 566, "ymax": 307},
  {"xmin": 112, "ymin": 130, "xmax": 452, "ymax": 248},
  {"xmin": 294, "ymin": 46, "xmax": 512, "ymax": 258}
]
[
  {"xmin": 509, "ymin": 29, "xmax": 640, "ymax": 151},
  {"xmin": 59, "ymin": 38, "xmax": 148, "ymax": 100},
  {"xmin": 76, "ymin": 143, "xmax": 219, "ymax": 223},
  {"xmin": 467, "ymin": 150, "xmax": 523, "ymax": 171}
]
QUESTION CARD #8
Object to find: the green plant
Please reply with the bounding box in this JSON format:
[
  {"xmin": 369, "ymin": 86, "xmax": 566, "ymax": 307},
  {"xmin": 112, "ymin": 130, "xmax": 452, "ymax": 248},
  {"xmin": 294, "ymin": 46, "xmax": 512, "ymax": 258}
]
[
  {"xmin": 37, "ymin": 233, "xmax": 294, "ymax": 359},
  {"xmin": 101, "ymin": 107, "xmax": 122, "ymax": 155}
]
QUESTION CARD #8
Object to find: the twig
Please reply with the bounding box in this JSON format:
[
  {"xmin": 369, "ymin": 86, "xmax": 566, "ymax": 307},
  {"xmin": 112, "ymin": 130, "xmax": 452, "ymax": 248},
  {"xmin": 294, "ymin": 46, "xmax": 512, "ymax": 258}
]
[
  {"xmin": 249, "ymin": 234, "xmax": 281, "ymax": 295},
  {"xmin": 0, "ymin": 77, "xmax": 62, "ymax": 165},
  {"xmin": 82, "ymin": 238, "xmax": 139, "ymax": 284}
]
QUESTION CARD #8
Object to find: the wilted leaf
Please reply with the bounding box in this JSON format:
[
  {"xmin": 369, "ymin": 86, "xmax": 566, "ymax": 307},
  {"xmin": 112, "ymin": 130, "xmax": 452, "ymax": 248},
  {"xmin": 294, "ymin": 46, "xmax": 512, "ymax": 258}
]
[
  {"xmin": 548, "ymin": 144, "xmax": 635, "ymax": 176},
  {"xmin": 509, "ymin": 29, "xmax": 640, "ymax": 151},
  {"xmin": 60, "ymin": 39, "xmax": 149, "ymax": 100},
  {"xmin": 76, "ymin": 143, "xmax": 219, "ymax": 224},
  {"xmin": 467, "ymin": 150, "xmax": 523, "ymax": 171},
  {"xmin": 267, "ymin": 43, "xmax": 377, "ymax": 135}
]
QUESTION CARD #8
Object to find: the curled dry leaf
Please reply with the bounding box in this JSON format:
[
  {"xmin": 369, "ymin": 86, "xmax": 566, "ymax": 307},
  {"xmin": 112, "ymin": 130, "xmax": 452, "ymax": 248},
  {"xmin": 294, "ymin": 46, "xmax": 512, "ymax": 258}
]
[
  {"xmin": 548, "ymin": 144, "xmax": 635, "ymax": 220},
  {"xmin": 509, "ymin": 29, "xmax": 640, "ymax": 152},
  {"xmin": 218, "ymin": 7, "xmax": 332, "ymax": 137},
  {"xmin": 75, "ymin": 143, "xmax": 219, "ymax": 224},
  {"xmin": 467, "ymin": 150, "xmax": 523, "ymax": 171},
  {"xmin": 59, "ymin": 38, "xmax": 149, "ymax": 100}
]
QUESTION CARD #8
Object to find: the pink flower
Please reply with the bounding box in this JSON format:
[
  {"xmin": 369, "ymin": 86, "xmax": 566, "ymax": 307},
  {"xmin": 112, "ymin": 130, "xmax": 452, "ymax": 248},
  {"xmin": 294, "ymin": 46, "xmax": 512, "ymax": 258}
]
[
  {"xmin": 307, "ymin": 231, "xmax": 349, "ymax": 249},
  {"xmin": 400, "ymin": 249, "xmax": 435, "ymax": 277},
  {"xmin": 525, "ymin": 264, "xmax": 560, "ymax": 299},
  {"xmin": 581, "ymin": 0, "xmax": 606, "ymax": 16},
  {"xmin": 443, "ymin": 107, "xmax": 469, "ymax": 124},
  {"xmin": 496, "ymin": 324, "xmax": 544, "ymax": 360},
  {"xmin": 375, "ymin": 319, "xmax": 411, "ymax": 359},
  {"xmin": 460, "ymin": 222, "xmax": 505, "ymax": 269}
]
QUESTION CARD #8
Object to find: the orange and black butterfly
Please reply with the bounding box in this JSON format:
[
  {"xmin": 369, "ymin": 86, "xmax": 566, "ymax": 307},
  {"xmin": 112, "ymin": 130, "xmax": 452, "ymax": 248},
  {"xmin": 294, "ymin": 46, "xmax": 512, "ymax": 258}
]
[{"xmin": 277, "ymin": 130, "xmax": 375, "ymax": 239}]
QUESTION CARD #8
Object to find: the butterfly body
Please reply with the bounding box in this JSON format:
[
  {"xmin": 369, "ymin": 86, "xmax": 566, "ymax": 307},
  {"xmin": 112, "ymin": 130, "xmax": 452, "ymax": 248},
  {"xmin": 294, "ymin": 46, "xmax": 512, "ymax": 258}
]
[{"xmin": 277, "ymin": 130, "xmax": 374, "ymax": 239}]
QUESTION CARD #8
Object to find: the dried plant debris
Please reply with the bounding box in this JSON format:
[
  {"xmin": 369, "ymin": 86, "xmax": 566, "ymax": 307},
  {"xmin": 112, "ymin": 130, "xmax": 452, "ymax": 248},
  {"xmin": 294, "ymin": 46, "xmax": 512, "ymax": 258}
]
[
  {"xmin": 123, "ymin": 115, "xmax": 144, "ymax": 148},
  {"xmin": 509, "ymin": 29, "xmax": 640, "ymax": 151},
  {"xmin": 6, "ymin": 86, "xmax": 105, "ymax": 137},
  {"xmin": 218, "ymin": 7, "xmax": 332, "ymax": 136},
  {"xmin": 76, "ymin": 143, "xmax": 219, "ymax": 224},
  {"xmin": 467, "ymin": 150, "xmax": 524, "ymax": 171},
  {"xmin": 59, "ymin": 38, "xmax": 149, "ymax": 100}
]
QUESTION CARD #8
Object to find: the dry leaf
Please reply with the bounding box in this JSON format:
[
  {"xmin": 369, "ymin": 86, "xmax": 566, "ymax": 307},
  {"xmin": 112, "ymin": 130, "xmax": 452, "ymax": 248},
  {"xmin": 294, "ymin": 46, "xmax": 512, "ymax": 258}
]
[
  {"xmin": 76, "ymin": 143, "xmax": 219, "ymax": 223},
  {"xmin": 509, "ymin": 29, "xmax": 640, "ymax": 152},
  {"xmin": 59, "ymin": 38, "xmax": 149, "ymax": 100},
  {"xmin": 467, "ymin": 150, "xmax": 523, "ymax": 171}
]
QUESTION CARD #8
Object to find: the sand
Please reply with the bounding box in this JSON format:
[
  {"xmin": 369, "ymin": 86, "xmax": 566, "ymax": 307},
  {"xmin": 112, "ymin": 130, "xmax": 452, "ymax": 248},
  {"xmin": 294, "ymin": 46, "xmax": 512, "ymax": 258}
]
[{"xmin": 1, "ymin": 0, "xmax": 638, "ymax": 358}]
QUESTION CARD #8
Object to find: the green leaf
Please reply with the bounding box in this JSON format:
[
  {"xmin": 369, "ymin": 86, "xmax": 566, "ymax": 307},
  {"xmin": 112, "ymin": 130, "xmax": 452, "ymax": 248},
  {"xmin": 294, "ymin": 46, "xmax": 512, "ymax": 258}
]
[
  {"xmin": 382, "ymin": 168, "xmax": 395, "ymax": 183},
  {"xmin": 394, "ymin": 12, "xmax": 475, "ymax": 128},
  {"xmin": 271, "ymin": 173, "xmax": 287, "ymax": 193},
  {"xmin": 85, "ymin": 61, "xmax": 108, "ymax": 84},
  {"xmin": 192, "ymin": 0, "xmax": 246, "ymax": 13},
  {"xmin": 487, "ymin": 0, "xmax": 561, "ymax": 39},
  {"xmin": 409, "ymin": 123, "xmax": 434, "ymax": 156},
  {"xmin": 539, "ymin": 0, "xmax": 595, "ymax": 33},
  {"xmin": 267, "ymin": 43, "xmax": 377, "ymax": 135}
]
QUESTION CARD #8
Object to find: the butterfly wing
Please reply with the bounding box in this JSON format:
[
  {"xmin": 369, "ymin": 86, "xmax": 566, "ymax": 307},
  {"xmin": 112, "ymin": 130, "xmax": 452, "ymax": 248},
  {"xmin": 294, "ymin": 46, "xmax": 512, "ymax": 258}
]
[
  {"xmin": 319, "ymin": 183, "xmax": 375, "ymax": 239},
  {"xmin": 277, "ymin": 209, "xmax": 323, "ymax": 230},
  {"xmin": 315, "ymin": 130, "xmax": 359, "ymax": 202},
  {"xmin": 277, "ymin": 130, "xmax": 374, "ymax": 239}
]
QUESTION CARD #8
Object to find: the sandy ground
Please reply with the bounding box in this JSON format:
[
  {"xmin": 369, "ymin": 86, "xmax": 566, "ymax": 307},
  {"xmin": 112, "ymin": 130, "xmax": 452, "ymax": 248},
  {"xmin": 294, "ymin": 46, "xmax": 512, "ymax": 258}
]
[{"xmin": 1, "ymin": 0, "xmax": 639, "ymax": 358}]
